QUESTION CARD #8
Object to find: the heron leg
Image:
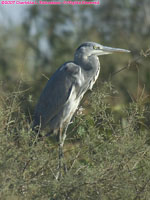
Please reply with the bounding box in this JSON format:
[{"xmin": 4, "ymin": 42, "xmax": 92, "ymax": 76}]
[
  {"xmin": 56, "ymin": 123, "xmax": 69, "ymax": 180},
  {"xmin": 56, "ymin": 127, "xmax": 64, "ymax": 180},
  {"xmin": 62, "ymin": 123, "xmax": 69, "ymax": 146},
  {"xmin": 61, "ymin": 123, "xmax": 70, "ymax": 173}
]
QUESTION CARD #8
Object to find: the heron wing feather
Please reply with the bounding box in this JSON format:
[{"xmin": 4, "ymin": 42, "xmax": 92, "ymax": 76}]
[{"xmin": 33, "ymin": 62, "xmax": 80, "ymax": 128}]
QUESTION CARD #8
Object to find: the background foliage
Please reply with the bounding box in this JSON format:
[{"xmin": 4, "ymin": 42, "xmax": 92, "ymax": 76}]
[{"xmin": 0, "ymin": 1, "xmax": 150, "ymax": 199}]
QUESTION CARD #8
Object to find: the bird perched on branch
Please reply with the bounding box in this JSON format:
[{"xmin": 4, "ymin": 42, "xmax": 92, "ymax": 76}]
[{"xmin": 33, "ymin": 41, "xmax": 130, "ymax": 179}]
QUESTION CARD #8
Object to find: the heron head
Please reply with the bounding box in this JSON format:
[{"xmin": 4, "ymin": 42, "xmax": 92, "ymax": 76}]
[{"xmin": 75, "ymin": 42, "xmax": 130, "ymax": 58}]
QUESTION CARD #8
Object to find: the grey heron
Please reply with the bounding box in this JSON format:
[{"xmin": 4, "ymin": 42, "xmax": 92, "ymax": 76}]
[{"xmin": 33, "ymin": 41, "xmax": 130, "ymax": 178}]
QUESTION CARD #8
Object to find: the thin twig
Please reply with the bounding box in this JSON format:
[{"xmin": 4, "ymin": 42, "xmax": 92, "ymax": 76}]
[
  {"xmin": 69, "ymin": 150, "xmax": 81, "ymax": 171},
  {"xmin": 110, "ymin": 49, "xmax": 150, "ymax": 79},
  {"xmin": 133, "ymin": 178, "xmax": 150, "ymax": 200}
]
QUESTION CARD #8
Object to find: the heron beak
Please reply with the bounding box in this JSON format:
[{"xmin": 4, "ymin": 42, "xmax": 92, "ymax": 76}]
[{"xmin": 101, "ymin": 45, "xmax": 130, "ymax": 55}]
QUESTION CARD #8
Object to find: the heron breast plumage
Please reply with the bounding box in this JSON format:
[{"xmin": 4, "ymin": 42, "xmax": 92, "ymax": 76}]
[{"xmin": 89, "ymin": 65, "xmax": 100, "ymax": 90}]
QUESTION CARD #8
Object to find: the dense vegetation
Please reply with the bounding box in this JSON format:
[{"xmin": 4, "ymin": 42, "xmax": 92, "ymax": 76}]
[
  {"xmin": 1, "ymin": 80, "xmax": 150, "ymax": 200},
  {"xmin": 0, "ymin": 0, "xmax": 150, "ymax": 199}
]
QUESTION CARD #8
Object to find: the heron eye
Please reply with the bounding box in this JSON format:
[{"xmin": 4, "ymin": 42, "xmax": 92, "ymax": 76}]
[{"xmin": 93, "ymin": 46, "xmax": 97, "ymax": 50}]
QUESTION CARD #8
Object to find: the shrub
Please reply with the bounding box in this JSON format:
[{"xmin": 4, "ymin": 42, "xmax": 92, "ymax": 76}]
[{"xmin": 0, "ymin": 82, "xmax": 150, "ymax": 200}]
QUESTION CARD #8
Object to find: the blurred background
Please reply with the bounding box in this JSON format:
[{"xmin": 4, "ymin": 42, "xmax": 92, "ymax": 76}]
[{"xmin": 0, "ymin": 0, "xmax": 150, "ymax": 115}]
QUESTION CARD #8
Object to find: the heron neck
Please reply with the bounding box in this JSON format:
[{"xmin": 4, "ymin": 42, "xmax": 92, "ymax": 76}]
[{"xmin": 74, "ymin": 54, "xmax": 100, "ymax": 71}]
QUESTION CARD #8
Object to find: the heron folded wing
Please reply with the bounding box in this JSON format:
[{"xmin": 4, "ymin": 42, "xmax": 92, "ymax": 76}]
[{"xmin": 33, "ymin": 62, "xmax": 81, "ymax": 129}]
